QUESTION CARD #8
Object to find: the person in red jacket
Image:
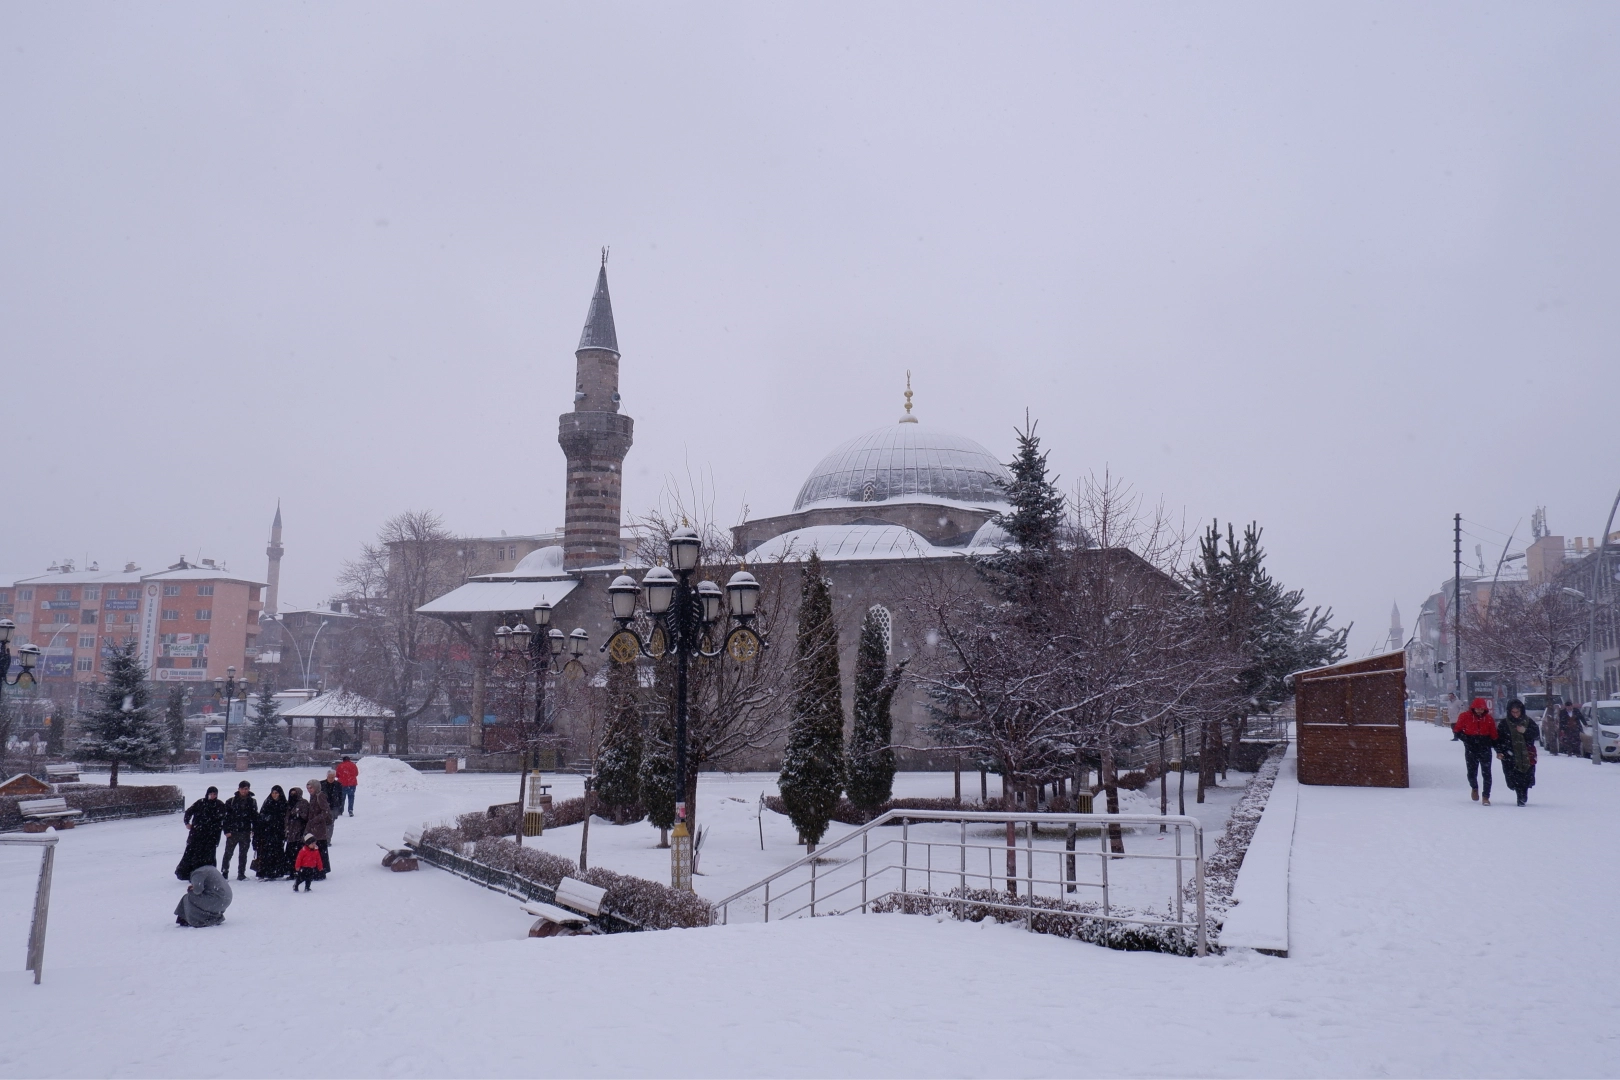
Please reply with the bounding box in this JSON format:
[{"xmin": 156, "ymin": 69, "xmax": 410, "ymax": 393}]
[
  {"xmin": 1452, "ymin": 697, "xmax": 1499, "ymax": 805},
  {"xmin": 292, "ymin": 835, "xmax": 324, "ymax": 892},
  {"xmin": 335, "ymin": 756, "xmax": 359, "ymax": 817}
]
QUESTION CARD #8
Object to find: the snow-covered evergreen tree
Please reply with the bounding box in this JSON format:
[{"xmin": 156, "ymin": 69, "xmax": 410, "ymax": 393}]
[
  {"xmin": 78, "ymin": 642, "xmax": 167, "ymax": 786},
  {"xmin": 778, "ymin": 552, "xmax": 845, "ymax": 850},
  {"xmin": 982, "ymin": 415, "xmax": 1068, "ymax": 606},
  {"xmin": 846, "ymin": 606, "xmax": 908, "ymax": 818},
  {"xmin": 245, "ymin": 679, "xmax": 290, "ymax": 751},
  {"xmin": 595, "ymin": 660, "xmax": 644, "ymax": 823}
]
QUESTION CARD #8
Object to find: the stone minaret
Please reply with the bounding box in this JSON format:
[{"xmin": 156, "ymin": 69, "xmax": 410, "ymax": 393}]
[
  {"xmin": 1388, "ymin": 602, "xmax": 1403, "ymax": 652},
  {"xmin": 265, "ymin": 502, "xmax": 284, "ymax": 616},
  {"xmin": 558, "ymin": 255, "xmax": 634, "ymax": 570}
]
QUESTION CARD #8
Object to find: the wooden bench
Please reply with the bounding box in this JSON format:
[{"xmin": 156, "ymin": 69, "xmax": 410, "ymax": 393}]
[
  {"xmin": 520, "ymin": 900, "xmax": 590, "ymax": 938},
  {"xmin": 554, "ymin": 876, "xmax": 607, "ymax": 917},
  {"xmin": 18, "ymin": 798, "xmax": 84, "ymax": 831},
  {"xmin": 45, "ymin": 764, "xmax": 80, "ymax": 784}
]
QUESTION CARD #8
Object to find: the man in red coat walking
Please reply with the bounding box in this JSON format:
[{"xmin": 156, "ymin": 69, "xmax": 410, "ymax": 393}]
[
  {"xmin": 335, "ymin": 756, "xmax": 358, "ymax": 817},
  {"xmin": 1453, "ymin": 698, "xmax": 1499, "ymax": 805}
]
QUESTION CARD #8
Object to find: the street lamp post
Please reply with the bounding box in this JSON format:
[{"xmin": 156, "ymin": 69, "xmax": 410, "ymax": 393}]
[
  {"xmin": 601, "ymin": 526, "xmax": 765, "ymax": 890},
  {"xmin": 0, "ymin": 621, "xmax": 43, "ymax": 708},
  {"xmin": 493, "ymin": 602, "xmax": 588, "ymax": 846},
  {"xmin": 213, "ymin": 666, "xmax": 245, "ymax": 750}
]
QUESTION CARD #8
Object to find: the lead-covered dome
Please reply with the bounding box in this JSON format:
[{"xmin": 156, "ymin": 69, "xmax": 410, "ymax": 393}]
[{"xmin": 793, "ymin": 422, "xmax": 1011, "ymax": 511}]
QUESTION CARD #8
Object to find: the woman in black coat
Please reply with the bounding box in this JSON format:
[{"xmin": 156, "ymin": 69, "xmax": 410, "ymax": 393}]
[
  {"xmin": 175, "ymin": 787, "xmax": 226, "ymax": 880},
  {"xmin": 255, "ymin": 785, "xmax": 289, "ymax": 879},
  {"xmin": 1497, "ymin": 699, "xmax": 1540, "ymax": 806},
  {"xmin": 283, "ymin": 786, "xmax": 310, "ymax": 857}
]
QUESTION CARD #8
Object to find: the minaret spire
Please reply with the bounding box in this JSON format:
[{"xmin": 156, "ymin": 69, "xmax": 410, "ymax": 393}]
[
  {"xmin": 558, "ymin": 256, "xmax": 634, "ymax": 570},
  {"xmin": 899, "ymin": 370, "xmax": 918, "ymax": 423},
  {"xmin": 265, "ymin": 501, "xmax": 284, "ymax": 617}
]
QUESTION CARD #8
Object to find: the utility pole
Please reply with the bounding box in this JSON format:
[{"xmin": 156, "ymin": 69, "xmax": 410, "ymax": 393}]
[{"xmin": 1454, "ymin": 513, "xmax": 1463, "ymax": 699}]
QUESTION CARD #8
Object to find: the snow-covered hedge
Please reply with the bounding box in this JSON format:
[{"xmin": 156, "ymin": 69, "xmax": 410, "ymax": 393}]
[
  {"xmin": 418, "ymin": 823, "xmax": 712, "ymax": 930},
  {"xmin": 870, "ymin": 887, "xmax": 1208, "ymax": 956},
  {"xmin": 0, "ymin": 784, "xmax": 184, "ymax": 831},
  {"xmin": 1198, "ymin": 744, "xmax": 1286, "ymax": 923}
]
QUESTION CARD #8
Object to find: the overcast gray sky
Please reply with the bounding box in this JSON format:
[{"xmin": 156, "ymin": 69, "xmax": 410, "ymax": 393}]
[{"xmin": 3, "ymin": 3, "xmax": 1617, "ymax": 653}]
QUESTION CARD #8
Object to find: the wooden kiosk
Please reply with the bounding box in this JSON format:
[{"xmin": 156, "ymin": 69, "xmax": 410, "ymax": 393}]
[{"xmin": 1291, "ymin": 650, "xmax": 1409, "ymax": 787}]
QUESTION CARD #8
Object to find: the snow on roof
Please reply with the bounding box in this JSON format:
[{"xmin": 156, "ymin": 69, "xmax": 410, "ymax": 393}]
[
  {"xmin": 277, "ymin": 691, "xmax": 394, "ymax": 720},
  {"xmin": 475, "ymin": 545, "xmax": 568, "ymax": 580},
  {"xmin": 416, "ymin": 577, "xmax": 580, "ymax": 617},
  {"xmin": 13, "ymin": 568, "xmax": 146, "ymax": 586},
  {"xmin": 142, "ymin": 567, "xmax": 267, "ymax": 587},
  {"xmin": 793, "ymin": 421, "xmax": 1011, "ymax": 512},
  {"xmin": 746, "ymin": 524, "xmax": 967, "ymax": 563}
]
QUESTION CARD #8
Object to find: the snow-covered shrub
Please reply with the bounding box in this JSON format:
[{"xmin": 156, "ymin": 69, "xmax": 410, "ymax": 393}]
[
  {"xmin": 0, "ymin": 784, "xmax": 184, "ymax": 831},
  {"xmin": 871, "ymin": 887, "xmax": 1210, "ymax": 956},
  {"xmin": 1199, "ymin": 744, "xmax": 1285, "ymax": 923}
]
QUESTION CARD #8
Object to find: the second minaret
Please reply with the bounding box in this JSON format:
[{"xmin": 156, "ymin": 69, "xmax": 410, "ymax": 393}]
[{"xmin": 558, "ymin": 258, "xmax": 634, "ymax": 570}]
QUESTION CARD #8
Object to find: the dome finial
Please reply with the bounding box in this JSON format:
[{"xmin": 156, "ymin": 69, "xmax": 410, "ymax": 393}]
[{"xmin": 899, "ymin": 370, "xmax": 918, "ymax": 424}]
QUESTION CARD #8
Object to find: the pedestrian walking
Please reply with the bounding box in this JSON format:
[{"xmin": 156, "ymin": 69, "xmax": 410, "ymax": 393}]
[
  {"xmin": 220, "ymin": 781, "xmax": 257, "ymax": 881},
  {"xmin": 174, "ymin": 865, "xmax": 233, "ymax": 926},
  {"xmin": 1497, "ymin": 699, "xmax": 1540, "ymax": 806},
  {"xmin": 175, "ymin": 786, "xmax": 226, "ymax": 880},
  {"xmin": 1452, "ymin": 697, "xmax": 1499, "ymax": 805},
  {"xmin": 321, "ymin": 769, "xmax": 344, "ymax": 833},
  {"xmin": 336, "ymin": 756, "xmax": 359, "ymax": 817},
  {"xmin": 1561, "ymin": 703, "xmax": 1585, "ymax": 757},
  {"xmin": 304, "ymin": 779, "xmax": 333, "ymax": 877},
  {"xmin": 256, "ymin": 785, "xmax": 289, "ymax": 880},
  {"xmin": 291, "ymin": 835, "xmax": 323, "ymax": 893},
  {"xmin": 284, "ymin": 785, "xmax": 309, "ymax": 860}
]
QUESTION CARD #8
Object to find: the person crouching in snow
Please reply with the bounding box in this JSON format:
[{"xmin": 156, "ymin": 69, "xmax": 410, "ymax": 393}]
[
  {"xmin": 1496, "ymin": 699, "xmax": 1539, "ymax": 806},
  {"xmin": 175, "ymin": 865, "xmax": 233, "ymax": 926},
  {"xmin": 1453, "ymin": 697, "xmax": 1499, "ymax": 805},
  {"xmin": 293, "ymin": 835, "xmax": 323, "ymax": 892}
]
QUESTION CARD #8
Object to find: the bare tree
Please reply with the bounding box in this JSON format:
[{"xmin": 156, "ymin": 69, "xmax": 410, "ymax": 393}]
[
  {"xmin": 1464, "ymin": 577, "xmax": 1589, "ymax": 707},
  {"xmin": 332, "ymin": 510, "xmax": 464, "ymax": 754}
]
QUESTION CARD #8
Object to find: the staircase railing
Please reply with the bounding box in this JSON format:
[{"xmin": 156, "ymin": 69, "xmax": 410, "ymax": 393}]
[{"xmin": 712, "ymin": 809, "xmax": 1205, "ymax": 956}]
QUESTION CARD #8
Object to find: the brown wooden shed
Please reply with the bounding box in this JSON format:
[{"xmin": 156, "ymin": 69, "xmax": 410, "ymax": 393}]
[{"xmin": 1292, "ymin": 650, "xmax": 1409, "ymax": 787}]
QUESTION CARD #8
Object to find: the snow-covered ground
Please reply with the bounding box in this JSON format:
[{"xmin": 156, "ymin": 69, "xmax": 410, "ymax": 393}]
[{"xmin": 2, "ymin": 726, "xmax": 1616, "ymax": 1077}]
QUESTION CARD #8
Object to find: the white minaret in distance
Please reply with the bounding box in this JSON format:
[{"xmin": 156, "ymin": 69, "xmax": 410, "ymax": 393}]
[
  {"xmin": 265, "ymin": 502, "xmax": 284, "ymax": 617},
  {"xmin": 1388, "ymin": 601, "xmax": 1403, "ymax": 652}
]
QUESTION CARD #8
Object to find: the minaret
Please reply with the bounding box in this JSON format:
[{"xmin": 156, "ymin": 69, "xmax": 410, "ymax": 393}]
[
  {"xmin": 265, "ymin": 502, "xmax": 284, "ymax": 616},
  {"xmin": 558, "ymin": 253, "xmax": 634, "ymax": 570},
  {"xmin": 1388, "ymin": 601, "xmax": 1403, "ymax": 652}
]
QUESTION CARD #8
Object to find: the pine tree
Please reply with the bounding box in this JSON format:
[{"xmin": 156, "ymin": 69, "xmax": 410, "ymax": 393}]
[
  {"xmin": 639, "ymin": 671, "xmax": 677, "ymax": 846},
  {"xmin": 778, "ymin": 552, "xmax": 845, "ymax": 850},
  {"xmin": 78, "ymin": 642, "xmax": 167, "ymax": 786},
  {"xmin": 846, "ymin": 607, "xmax": 908, "ymax": 818},
  {"xmin": 163, "ymin": 685, "xmax": 188, "ymax": 761},
  {"xmin": 245, "ymin": 679, "xmax": 290, "ymax": 751},
  {"xmin": 981, "ymin": 415, "xmax": 1068, "ymax": 606},
  {"xmin": 595, "ymin": 659, "xmax": 644, "ymax": 823}
]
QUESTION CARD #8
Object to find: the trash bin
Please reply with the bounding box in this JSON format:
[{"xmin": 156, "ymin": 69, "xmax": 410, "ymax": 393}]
[
  {"xmin": 445, "ymin": 755, "xmax": 459, "ymax": 774},
  {"xmin": 234, "ymin": 750, "xmax": 251, "ymax": 772}
]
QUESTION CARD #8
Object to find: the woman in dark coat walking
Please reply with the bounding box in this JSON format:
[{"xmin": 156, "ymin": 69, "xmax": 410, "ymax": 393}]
[
  {"xmin": 1497, "ymin": 699, "xmax": 1540, "ymax": 806},
  {"xmin": 304, "ymin": 779, "xmax": 334, "ymax": 877},
  {"xmin": 175, "ymin": 787, "xmax": 226, "ymax": 880},
  {"xmin": 283, "ymin": 785, "xmax": 309, "ymax": 864},
  {"xmin": 255, "ymin": 785, "xmax": 289, "ymax": 879}
]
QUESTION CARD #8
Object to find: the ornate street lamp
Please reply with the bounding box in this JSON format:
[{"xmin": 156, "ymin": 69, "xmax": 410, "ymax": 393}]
[
  {"xmin": 0, "ymin": 620, "xmax": 42, "ymax": 705},
  {"xmin": 213, "ymin": 665, "xmax": 245, "ymax": 750},
  {"xmin": 492, "ymin": 606, "xmax": 587, "ymax": 845},
  {"xmin": 601, "ymin": 529, "xmax": 767, "ymax": 890}
]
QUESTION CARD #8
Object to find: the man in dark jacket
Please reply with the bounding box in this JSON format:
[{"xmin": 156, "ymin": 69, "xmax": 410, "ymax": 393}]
[
  {"xmin": 220, "ymin": 781, "xmax": 258, "ymax": 881},
  {"xmin": 1453, "ymin": 697, "xmax": 1499, "ymax": 805}
]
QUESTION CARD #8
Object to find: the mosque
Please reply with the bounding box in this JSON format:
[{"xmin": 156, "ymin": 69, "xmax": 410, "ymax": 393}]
[{"xmin": 420, "ymin": 261, "xmax": 1016, "ymax": 763}]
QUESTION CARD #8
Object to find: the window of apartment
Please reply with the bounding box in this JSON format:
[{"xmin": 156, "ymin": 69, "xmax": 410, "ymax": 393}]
[
  {"xmin": 123, "ymin": 613, "xmax": 135, "ymax": 624},
  {"xmin": 18, "ymin": 589, "xmax": 32, "ymax": 601},
  {"xmin": 161, "ymin": 609, "xmax": 180, "ymax": 621},
  {"xmin": 191, "ymin": 657, "xmax": 207, "ymax": 669},
  {"xmin": 162, "ymin": 585, "xmax": 181, "ymax": 597},
  {"xmin": 0, "ymin": 590, "xmax": 8, "ymax": 604},
  {"xmin": 196, "ymin": 609, "xmax": 212, "ymax": 621},
  {"xmin": 156, "ymin": 656, "xmax": 173, "ymax": 668},
  {"xmin": 197, "ymin": 584, "xmax": 214, "ymax": 596},
  {"xmin": 194, "ymin": 633, "xmax": 210, "ymax": 644},
  {"xmin": 78, "ymin": 635, "xmax": 95, "ymax": 649},
  {"xmin": 76, "ymin": 658, "xmax": 93, "ymax": 672},
  {"xmin": 160, "ymin": 634, "xmax": 177, "ymax": 644},
  {"xmin": 56, "ymin": 588, "xmax": 72, "ymax": 601},
  {"xmin": 80, "ymin": 609, "xmax": 97, "ymax": 623},
  {"xmin": 51, "ymin": 611, "xmax": 73, "ymax": 623},
  {"xmin": 82, "ymin": 586, "xmax": 100, "ymax": 601}
]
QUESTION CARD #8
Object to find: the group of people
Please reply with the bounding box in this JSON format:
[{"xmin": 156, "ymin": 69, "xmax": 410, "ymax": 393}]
[
  {"xmin": 1451, "ymin": 697, "xmax": 1542, "ymax": 807},
  {"xmin": 173, "ymin": 757, "xmax": 360, "ymax": 925}
]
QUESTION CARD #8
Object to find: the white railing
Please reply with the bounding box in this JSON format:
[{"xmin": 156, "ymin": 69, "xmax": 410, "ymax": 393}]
[
  {"xmin": 712, "ymin": 809, "xmax": 1206, "ymax": 956},
  {"xmin": 1, "ymin": 834, "xmax": 58, "ymax": 984}
]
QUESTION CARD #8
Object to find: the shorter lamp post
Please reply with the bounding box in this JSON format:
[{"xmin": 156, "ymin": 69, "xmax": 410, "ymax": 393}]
[
  {"xmin": 602, "ymin": 526, "xmax": 765, "ymax": 890},
  {"xmin": 0, "ymin": 620, "xmax": 43, "ymax": 705},
  {"xmin": 213, "ymin": 666, "xmax": 245, "ymax": 750},
  {"xmin": 493, "ymin": 602, "xmax": 588, "ymax": 844}
]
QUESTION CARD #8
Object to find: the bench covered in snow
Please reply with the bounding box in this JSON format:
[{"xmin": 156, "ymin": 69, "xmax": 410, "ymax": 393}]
[
  {"xmin": 45, "ymin": 764, "xmax": 80, "ymax": 783},
  {"xmin": 520, "ymin": 900, "xmax": 592, "ymax": 938},
  {"xmin": 18, "ymin": 797, "xmax": 83, "ymax": 830},
  {"xmin": 554, "ymin": 876, "xmax": 607, "ymax": 917}
]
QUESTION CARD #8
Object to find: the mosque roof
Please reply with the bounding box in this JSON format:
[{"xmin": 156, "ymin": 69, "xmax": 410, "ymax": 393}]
[
  {"xmin": 744, "ymin": 522, "xmax": 1007, "ymax": 563},
  {"xmin": 792, "ymin": 420, "xmax": 1011, "ymax": 512}
]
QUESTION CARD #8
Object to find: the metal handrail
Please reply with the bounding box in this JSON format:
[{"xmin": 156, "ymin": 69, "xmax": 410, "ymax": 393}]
[
  {"xmin": 1, "ymin": 834, "xmax": 59, "ymax": 983},
  {"xmin": 712, "ymin": 808, "xmax": 1205, "ymax": 955}
]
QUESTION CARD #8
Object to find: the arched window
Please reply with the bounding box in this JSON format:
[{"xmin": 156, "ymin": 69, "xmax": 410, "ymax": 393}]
[{"xmin": 868, "ymin": 604, "xmax": 893, "ymax": 655}]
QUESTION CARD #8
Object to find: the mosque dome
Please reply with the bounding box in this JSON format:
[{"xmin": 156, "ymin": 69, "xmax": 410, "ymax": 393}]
[{"xmin": 793, "ymin": 420, "xmax": 1011, "ymax": 512}]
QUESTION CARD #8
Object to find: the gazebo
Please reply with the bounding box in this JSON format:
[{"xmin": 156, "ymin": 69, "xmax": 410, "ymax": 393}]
[{"xmin": 278, "ymin": 691, "xmax": 394, "ymax": 753}]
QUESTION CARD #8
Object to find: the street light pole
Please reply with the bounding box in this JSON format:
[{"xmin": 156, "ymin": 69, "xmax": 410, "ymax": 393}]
[
  {"xmin": 213, "ymin": 666, "xmax": 243, "ymax": 749},
  {"xmin": 0, "ymin": 621, "xmax": 43, "ymax": 709},
  {"xmin": 494, "ymin": 602, "xmax": 585, "ymax": 846}
]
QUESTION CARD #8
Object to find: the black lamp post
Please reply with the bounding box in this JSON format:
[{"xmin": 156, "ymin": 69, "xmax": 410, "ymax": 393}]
[
  {"xmin": 602, "ymin": 525, "xmax": 765, "ymax": 890},
  {"xmin": 213, "ymin": 665, "xmax": 245, "ymax": 750},
  {"xmin": 0, "ymin": 620, "xmax": 42, "ymax": 705},
  {"xmin": 493, "ymin": 602, "xmax": 588, "ymax": 844}
]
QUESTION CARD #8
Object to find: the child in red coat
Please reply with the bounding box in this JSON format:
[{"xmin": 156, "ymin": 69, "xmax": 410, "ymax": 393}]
[{"xmin": 293, "ymin": 836, "xmax": 323, "ymax": 892}]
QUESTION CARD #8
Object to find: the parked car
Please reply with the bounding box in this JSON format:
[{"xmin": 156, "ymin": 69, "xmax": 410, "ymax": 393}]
[
  {"xmin": 1520, "ymin": 693, "xmax": 1563, "ymax": 717},
  {"xmin": 1578, "ymin": 702, "xmax": 1620, "ymax": 760}
]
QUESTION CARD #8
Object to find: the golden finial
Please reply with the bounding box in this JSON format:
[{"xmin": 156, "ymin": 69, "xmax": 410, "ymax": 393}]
[{"xmin": 899, "ymin": 370, "xmax": 918, "ymax": 423}]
